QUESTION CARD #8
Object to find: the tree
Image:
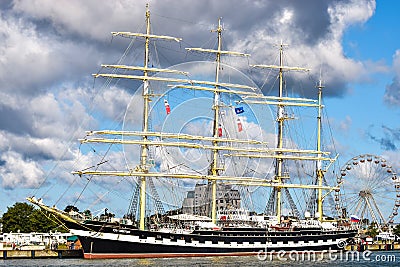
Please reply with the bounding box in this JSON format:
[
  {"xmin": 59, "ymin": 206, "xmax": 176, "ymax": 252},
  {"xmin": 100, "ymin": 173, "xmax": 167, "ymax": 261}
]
[
  {"xmin": 30, "ymin": 208, "xmax": 66, "ymax": 232},
  {"xmin": 365, "ymin": 223, "xmax": 379, "ymax": 238},
  {"xmin": 1, "ymin": 202, "xmax": 35, "ymax": 232},
  {"xmin": 393, "ymin": 224, "xmax": 400, "ymax": 237},
  {"xmin": 1, "ymin": 202, "xmax": 67, "ymax": 233},
  {"xmin": 82, "ymin": 209, "xmax": 92, "ymax": 220},
  {"xmin": 64, "ymin": 205, "xmax": 79, "ymax": 213}
]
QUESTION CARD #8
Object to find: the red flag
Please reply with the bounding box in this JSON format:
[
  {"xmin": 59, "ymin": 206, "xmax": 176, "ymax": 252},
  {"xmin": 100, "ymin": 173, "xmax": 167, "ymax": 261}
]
[
  {"xmin": 237, "ymin": 118, "xmax": 242, "ymax": 132},
  {"xmin": 164, "ymin": 99, "xmax": 171, "ymax": 115},
  {"xmin": 218, "ymin": 125, "xmax": 223, "ymax": 137}
]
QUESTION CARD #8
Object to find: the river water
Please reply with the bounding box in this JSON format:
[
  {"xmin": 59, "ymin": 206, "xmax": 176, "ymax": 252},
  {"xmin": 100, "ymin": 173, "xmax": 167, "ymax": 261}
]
[{"xmin": 1, "ymin": 251, "xmax": 399, "ymax": 266}]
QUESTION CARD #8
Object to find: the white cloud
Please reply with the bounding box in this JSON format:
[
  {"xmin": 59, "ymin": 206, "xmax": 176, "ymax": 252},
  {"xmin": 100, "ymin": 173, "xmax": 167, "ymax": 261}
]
[
  {"xmin": 0, "ymin": 131, "xmax": 74, "ymax": 161},
  {"xmin": 338, "ymin": 115, "xmax": 352, "ymax": 132},
  {"xmin": 231, "ymin": 0, "xmax": 376, "ymax": 97},
  {"xmin": 0, "ymin": 14, "xmax": 51, "ymax": 94},
  {"xmin": 0, "ymin": 151, "xmax": 45, "ymax": 189},
  {"xmin": 382, "ymin": 150, "xmax": 400, "ymax": 172},
  {"xmin": 384, "ymin": 50, "xmax": 400, "ymax": 106},
  {"xmin": 12, "ymin": 0, "xmax": 143, "ymax": 41},
  {"xmin": 93, "ymin": 86, "xmax": 132, "ymax": 121},
  {"xmin": 0, "ymin": 17, "xmax": 108, "ymax": 114},
  {"xmin": 279, "ymin": 8, "xmax": 294, "ymax": 25},
  {"xmin": 5, "ymin": 0, "xmax": 379, "ymax": 98},
  {"xmin": 327, "ymin": 0, "xmax": 375, "ymax": 39}
]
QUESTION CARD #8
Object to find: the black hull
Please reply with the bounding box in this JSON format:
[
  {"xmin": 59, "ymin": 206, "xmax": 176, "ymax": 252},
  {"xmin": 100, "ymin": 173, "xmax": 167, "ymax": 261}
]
[
  {"xmin": 79, "ymin": 235, "xmax": 343, "ymax": 259},
  {"xmin": 65, "ymin": 220, "xmax": 357, "ymax": 259}
]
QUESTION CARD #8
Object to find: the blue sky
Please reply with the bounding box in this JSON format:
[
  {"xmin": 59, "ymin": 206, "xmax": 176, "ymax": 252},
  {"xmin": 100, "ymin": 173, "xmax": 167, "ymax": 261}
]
[
  {"xmin": 0, "ymin": 0, "xmax": 399, "ymax": 222},
  {"xmin": 332, "ymin": 0, "xmax": 400, "ymax": 158}
]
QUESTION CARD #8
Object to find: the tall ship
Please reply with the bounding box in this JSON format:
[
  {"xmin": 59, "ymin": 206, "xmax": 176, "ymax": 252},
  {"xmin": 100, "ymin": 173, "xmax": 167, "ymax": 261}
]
[{"xmin": 28, "ymin": 5, "xmax": 357, "ymax": 259}]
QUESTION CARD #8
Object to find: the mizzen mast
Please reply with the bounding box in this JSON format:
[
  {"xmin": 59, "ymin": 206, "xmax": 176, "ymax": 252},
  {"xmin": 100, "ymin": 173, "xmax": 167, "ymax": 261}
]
[{"xmin": 316, "ymin": 79, "xmax": 324, "ymax": 222}]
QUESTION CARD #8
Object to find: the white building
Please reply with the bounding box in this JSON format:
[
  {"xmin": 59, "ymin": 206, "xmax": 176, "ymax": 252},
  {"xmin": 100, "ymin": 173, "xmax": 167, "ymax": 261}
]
[
  {"xmin": 182, "ymin": 183, "xmax": 241, "ymax": 216},
  {"xmin": 0, "ymin": 231, "xmax": 72, "ymax": 247}
]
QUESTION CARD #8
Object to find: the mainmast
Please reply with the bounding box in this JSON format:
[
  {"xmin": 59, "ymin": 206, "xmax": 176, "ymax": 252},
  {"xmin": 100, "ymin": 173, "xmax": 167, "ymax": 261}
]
[
  {"xmin": 210, "ymin": 18, "xmax": 223, "ymax": 225},
  {"xmin": 186, "ymin": 18, "xmax": 249, "ymax": 224}
]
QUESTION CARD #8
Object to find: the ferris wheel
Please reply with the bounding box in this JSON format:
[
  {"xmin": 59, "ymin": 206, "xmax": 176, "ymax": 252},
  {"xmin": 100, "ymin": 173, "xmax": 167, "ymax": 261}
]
[{"xmin": 335, "ymin": 154, "xmax": 400, "ymax": 226}]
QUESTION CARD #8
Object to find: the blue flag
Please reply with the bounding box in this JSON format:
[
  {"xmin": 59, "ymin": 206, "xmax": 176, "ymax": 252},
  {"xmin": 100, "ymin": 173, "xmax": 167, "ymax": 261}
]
[{"xmin": 235, "ymin": 107, "xmax": 244, "ymax": 114}]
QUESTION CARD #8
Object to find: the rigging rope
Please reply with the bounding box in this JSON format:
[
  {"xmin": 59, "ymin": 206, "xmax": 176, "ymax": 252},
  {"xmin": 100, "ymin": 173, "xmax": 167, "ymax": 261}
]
[{"xmin": 73, "ymin": 140, "xmax": 114, "ymax": 207}]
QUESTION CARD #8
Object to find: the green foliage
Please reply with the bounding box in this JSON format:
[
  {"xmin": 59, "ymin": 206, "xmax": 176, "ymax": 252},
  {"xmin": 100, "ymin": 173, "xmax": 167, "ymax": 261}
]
[
  {"xmin": 1, "ymin": 202, "xmax": 34, "ymax": 232},
  {"xmin": 83, "ymin": 209, "xmax": 92, "ymax": 220},
  {"xmin": 365, "ymin": 223, "xmax": 379, "ymax": 238},
  {"xmin": 394, "ymin": 224, "xmax": 400, "ymax": 237},
  {"xmin": 1, "ymin": 202, "xmax": 67, "ymax": 233},
  {"xmin": 64, "ymin": 205, "xmax": 79, "ymax": 213}
]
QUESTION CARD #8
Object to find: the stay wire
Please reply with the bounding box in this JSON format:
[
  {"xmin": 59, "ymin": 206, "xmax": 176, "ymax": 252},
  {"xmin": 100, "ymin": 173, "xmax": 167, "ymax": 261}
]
[{"xmin": 72, "ymin": 140, "xmax": 114, "ymax": 207}]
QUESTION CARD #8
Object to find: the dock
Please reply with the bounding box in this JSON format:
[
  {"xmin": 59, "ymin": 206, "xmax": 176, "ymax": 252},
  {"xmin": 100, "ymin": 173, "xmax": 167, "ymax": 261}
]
[
  {"xmin": 1, "ymin": 249, "xmax": 83, "ymax": 259},
  {"xmin": 346, "ymin": 243, "xmax": 400, "ymax": 251}
]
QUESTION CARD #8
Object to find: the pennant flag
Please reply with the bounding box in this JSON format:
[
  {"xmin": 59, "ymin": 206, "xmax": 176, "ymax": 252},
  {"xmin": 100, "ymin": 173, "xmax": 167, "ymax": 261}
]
[
  {"xmin": 237, "ymin": 118, "xmax": 243, "ymax": 132},
  {"xmin": 218, "ymin": 124, "xmax": 223, "ymax": 137},
  {"xmin": 235, "ymin": 107, "xmax": 244, "ymax": 114},
  {"xmin": 164, "ymin": 99, "xmax": 171, "ymax": 115}
]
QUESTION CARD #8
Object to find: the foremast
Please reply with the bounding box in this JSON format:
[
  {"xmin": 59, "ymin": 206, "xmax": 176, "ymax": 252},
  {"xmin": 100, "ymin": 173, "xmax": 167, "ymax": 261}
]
[
  {"xmin": 139, "ymin": 4, "xmax": 151, "ymax": 232},
  {"xmin": 97, "ymin": 4, "xmax": 182, "ymax": 230}
]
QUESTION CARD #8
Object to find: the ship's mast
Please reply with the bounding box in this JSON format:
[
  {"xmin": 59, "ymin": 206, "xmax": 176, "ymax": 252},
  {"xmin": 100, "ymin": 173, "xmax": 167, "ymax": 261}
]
[
  {"xmin": 252, "ymin": 42, "xmax": 309, "ymax": 224},
  {"xmin": 90, "ymin": 4, "xmax": 182, "ymax": 230},
  {"xmin": 186, "ymin": 18, "xmax": 249, "ymax": 224},
  {"xmin": 139, "ymin": 4, "xmax": 151, "ymax": 231},
  {"xmin": 210, "ymin": 18, "xmax": 223, "ymax": 224},
  {"xmin": 275, "ymin": 42, "xmax": 286, "ymax": 223},
  {"xmin": 316, "ymin": 79, "xmax": 324, "ymax": 222}
]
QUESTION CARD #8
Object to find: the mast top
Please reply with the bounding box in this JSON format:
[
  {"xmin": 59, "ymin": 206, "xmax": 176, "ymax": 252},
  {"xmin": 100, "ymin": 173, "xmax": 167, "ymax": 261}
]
[
  {"xmin": 111, "ymin": 4, "xmax": 181, "ymax": 43},
  {"xmin": 251, "ymin": 41, "xmax": 309, "ymax": 72},
  {"xmin": 211, "ymin": 17, "xmax": 223, "ymax": 34},
  {"xmin": 276, "ymin": 39, "xmax": 289, "ymax": 48},
  {"xmin": 186, "ymin": 17, "xmax": 250, "ymax": 58},
  {"xmin": 317, "ymin": 79, "xmax": 325, "ymax": 89}
]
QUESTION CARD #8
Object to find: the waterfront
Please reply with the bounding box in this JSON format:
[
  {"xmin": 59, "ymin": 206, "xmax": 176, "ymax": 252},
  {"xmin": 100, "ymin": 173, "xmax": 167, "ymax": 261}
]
[{"xmin": 0, "ymin": 251, "xmax": 399, "ymax": 266}]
